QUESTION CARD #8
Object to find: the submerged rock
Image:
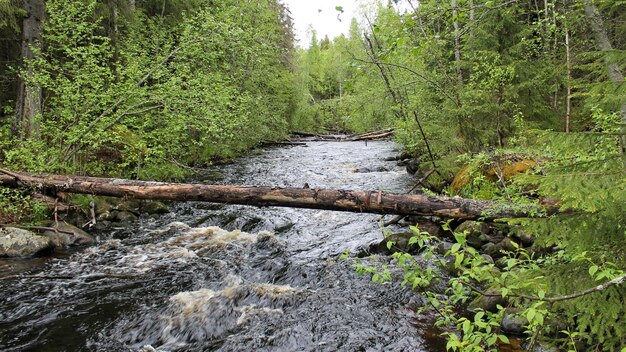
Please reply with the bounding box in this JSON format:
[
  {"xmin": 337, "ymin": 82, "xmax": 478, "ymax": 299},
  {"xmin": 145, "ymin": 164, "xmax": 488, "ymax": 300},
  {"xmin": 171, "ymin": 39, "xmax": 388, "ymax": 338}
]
[{"xmin": 0, "ymin": 227, "xmax": 52, "ymax": 257}]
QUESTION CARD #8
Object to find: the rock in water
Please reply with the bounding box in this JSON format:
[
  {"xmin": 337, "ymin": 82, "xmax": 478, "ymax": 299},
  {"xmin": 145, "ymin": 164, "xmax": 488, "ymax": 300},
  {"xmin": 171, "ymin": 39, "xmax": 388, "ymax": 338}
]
[
  {"xmin": 141, "ymin": 201, "xmax": 170, "ymax": 215},
  {"xmin": 42, "ymin": 221, "xmax": 94, "ymax": 247},
  {"xmin": 0, "ymin": 227, "xmax": 52, "ymax": 257},
  {"xmin": 406, "ymin": 158, "xmax": 420, "ymax": 175}
]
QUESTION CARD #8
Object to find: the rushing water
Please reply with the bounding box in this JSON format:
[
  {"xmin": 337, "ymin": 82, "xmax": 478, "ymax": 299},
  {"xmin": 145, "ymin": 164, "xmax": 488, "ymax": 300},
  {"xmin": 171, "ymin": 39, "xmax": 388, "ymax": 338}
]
[{"xmin": 0, "ymin": 141, "xmax": 447, "ymax": 351}]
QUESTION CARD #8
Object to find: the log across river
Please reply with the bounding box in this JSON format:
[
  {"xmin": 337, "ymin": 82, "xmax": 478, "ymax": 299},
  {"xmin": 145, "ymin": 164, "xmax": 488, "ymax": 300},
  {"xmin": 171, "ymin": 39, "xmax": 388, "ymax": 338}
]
[
  {"xmin": 0, "ymin": 141, "xmax": 532, "ymax": 351},
  {"xmin": 0, "ymin": 171, "xmax": 554, "ymax": 221}
]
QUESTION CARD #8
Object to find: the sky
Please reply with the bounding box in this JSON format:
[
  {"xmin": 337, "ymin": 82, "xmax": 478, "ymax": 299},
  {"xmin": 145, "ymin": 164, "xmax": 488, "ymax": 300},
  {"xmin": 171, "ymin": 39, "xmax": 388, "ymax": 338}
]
[{"xmin": 282, "ymin": 0, "xmax": 361, "ymax": 47}]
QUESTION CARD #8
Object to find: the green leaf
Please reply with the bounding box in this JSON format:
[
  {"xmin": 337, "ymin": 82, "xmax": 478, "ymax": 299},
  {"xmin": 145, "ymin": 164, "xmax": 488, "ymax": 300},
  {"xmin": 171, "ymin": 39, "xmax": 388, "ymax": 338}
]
[
  {"xmin": 499, "ymin": 335, "xmax": 510, "ymax": 344},
  {"xmin": 589, "ymin": 265, "xmax": 598, "ymax": 277},
  {"xmin": 335, "ymin": 6, "xmax": 344, "ymax": 12}
]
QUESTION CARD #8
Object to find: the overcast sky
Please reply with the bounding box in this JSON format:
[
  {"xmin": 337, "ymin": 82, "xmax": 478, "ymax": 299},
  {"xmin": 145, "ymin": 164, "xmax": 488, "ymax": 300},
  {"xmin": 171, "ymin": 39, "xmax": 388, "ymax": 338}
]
[{"xmin": 282, "ymin": 0, "xmax": 361, "ymax": 47}]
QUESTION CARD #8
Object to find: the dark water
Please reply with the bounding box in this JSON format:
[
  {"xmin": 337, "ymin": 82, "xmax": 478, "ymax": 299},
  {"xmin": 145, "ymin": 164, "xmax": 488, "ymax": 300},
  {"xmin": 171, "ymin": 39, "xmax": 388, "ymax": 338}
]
[{"xmin": 0, "ymin": 141, "xmax": 447, "ymax": 351}]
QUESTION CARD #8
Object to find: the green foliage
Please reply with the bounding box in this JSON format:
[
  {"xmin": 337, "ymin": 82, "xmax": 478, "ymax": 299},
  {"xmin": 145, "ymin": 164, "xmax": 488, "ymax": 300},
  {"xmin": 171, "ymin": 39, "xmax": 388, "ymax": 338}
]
[
  {"xmin": 0, "ymin": 187, "xmax": 48, "ymax": 224},
  {"xmin": 1, "ymin": 0, "xmax": 297, "ymax": 179}
]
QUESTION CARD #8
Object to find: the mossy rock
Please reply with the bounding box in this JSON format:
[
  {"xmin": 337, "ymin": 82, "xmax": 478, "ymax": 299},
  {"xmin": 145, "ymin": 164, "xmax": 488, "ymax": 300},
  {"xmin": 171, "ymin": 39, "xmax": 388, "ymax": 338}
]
[
  {"xmin": 451, "ymin": 157, "xmax": 537, "ymax": 193},
  {"xmin": 141, "ymin": 201, "xmax": 170, "ymax": 215},
  {"xmin": 115, "ymin": 211, "xmax": 138, "ymax": 223},
  {"xmin": 0, "ymin": 227, "xmax": 52, "ymax": 257},
  {"xmin": 468, "ymin": 287, "xmax": 507, "ymax": 312}
]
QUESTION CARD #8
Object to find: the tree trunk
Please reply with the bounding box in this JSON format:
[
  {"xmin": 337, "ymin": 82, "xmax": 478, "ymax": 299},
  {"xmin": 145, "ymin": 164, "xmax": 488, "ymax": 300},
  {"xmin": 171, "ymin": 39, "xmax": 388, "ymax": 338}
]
[
  {"xmin": 452, "ymin": 0, "xmax": 464, "ymax": 85},
  {"xmin": 583, "ymin": 1, "xmax": 626, "ymax": 160},
  {"xmin": 564, "ymin": 27, "xmax": 572, "ymax": 133},
  {"xmin": 0, "ymin": 170, "xmax": 558, "ymax": 220},
  {"xmin": 14, "ymin": 0, "xmax": 44, "ymax": 139}
]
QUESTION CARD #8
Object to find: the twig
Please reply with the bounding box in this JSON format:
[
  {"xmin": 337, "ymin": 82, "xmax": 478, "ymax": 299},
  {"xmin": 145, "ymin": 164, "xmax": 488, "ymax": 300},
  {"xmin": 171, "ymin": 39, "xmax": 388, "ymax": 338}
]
[
  {"xmin": 383, "ymin": 215, "xmax": 405, "ymax": 226},
  {"xmin": 465, "ymin": 273, "xmax": 626, "ymax": 303},
  {"xmin": 413, "ymin": 112, "xmax": 441, "ymax": 178},
  {"xmin": 406, "ymin": 169, "xmax": 436, "ymax": 194}
]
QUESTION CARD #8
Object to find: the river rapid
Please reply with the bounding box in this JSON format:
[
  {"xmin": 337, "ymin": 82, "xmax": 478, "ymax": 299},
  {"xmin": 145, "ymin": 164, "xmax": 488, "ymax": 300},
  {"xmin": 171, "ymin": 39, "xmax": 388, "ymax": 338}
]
[{"xmin": 0, "ymin": 141, "xmax": 447, "ymax": 351}]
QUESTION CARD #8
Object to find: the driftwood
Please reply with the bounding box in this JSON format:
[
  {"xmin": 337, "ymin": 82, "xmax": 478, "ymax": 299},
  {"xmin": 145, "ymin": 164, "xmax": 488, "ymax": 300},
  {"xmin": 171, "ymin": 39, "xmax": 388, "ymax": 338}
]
[
  {"xmin": 0, "ymin": 169, "xmax": 557, "ymax": 220},
  {"xmin": 291, "ymin": 128, "xmax": 394, "ymax": 142}
]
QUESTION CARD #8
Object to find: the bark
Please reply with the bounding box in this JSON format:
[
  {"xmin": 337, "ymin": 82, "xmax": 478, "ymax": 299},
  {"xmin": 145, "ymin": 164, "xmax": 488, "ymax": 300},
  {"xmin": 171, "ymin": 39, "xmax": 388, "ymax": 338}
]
[
  {"xmin": 0, "ymin": 170, "xmax": 558, "ymax": 221},
  {"xmin": 583, "ymin": 1, "xmax": 626, "ymax": 159},
  {"xmin": 14, "ymin": 0, "xmax": 44, "ymax": 139}
]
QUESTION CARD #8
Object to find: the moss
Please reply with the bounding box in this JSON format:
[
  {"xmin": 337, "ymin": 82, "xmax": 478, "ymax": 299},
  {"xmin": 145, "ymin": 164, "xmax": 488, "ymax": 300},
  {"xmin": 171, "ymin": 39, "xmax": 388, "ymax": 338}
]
[{"xmin": 451, "ymin": 156, "xmax": 537, "ymax": 194}]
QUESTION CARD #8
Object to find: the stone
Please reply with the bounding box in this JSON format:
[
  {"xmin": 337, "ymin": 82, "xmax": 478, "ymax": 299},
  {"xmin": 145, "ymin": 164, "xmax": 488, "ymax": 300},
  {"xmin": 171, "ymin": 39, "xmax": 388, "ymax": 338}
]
[
  {"xmin": 97, "ymin": 211, "xmax": 117, "ymax": 222},
  {"xmin": 406, "ymin": 158, "xmax": 420, "ymax": 175},
  {"xmin": 481, "ymin": 242, "xmax": 500, "ymax": 257},
  {"xmin": 519, "ymin": 232, "xmax": 535, "ymax": 247},
  {"xmin": 499, "ymin": 237, "xmax": 519, "ymax": 253},
  {"xmin": 467, "ymin": 232, "xmax": 489, "ymax": 248},
  {"xmin": 42, "ymin": 221, "xmax": 94, "ymax": 247},
  {"xmin": 501, "ymin": 309, "xmax": 528, "ymax": 334},
  {"xmin": 434, "ymin": 241, "xmax": 453, "ymax": 255},
  {"xmin": 141, "ymin": 201, "xmax": 170, "ymax": 215},
  {"xmin": 0, "ymin": 227, "xmax": 52, "ymax": 257},
  {"xmin": 116, "ymin": 199, "xmax": 142, "ymax": 212},
  {"xmin": 115, "ymin": 211, "xmax": 138, "ymax": 223},
  {"xmin": 94, "ymin": 198, "xmax": 113, "ymax": 216},
  {"xmin": 468, "ymin": 288, "xmax": 507, "ymax": 312},
  {"xmin": 481, "ymin": 254, "xmax": 495, "ymax": 264},
  {"xmin": 456, "ymin": 220, "xmax": 491, "ymax": 237},
  {"xmin": 376, "ymin": 232, "xmax": 420, "ymax": 254}
]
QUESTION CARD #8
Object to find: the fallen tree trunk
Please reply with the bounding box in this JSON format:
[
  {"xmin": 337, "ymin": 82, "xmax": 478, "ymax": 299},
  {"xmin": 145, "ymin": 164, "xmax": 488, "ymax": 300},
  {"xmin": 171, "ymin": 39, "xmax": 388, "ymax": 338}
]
[
  {"xmin": 290, "ymin": 128, "xmax": 394, "ymax": 142},
  {"xmin": 0, "ymin": 169, "xmax": 557, "ymax": 220}
]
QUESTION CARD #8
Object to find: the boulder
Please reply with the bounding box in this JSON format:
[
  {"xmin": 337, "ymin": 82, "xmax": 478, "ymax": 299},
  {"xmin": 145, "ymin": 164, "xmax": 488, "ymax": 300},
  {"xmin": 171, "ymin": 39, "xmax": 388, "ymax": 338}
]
[
  {"xmin": 406, "ymin": 158, "xmax": 420, "ymax": 175},
  {"xmin": 468, "ymin": 287, "xmax": 507, "ymax": 312},
  {"xmin": 0, "ymin": 227, "xmax": 52, "ymax": 257},
  {"xmin": 94, "ymin": 198, "xmax": 113, "ymax": 216},
  {"xmin": 376, "ymin": 232, "xmax": 420, "ymax": 254},
  {"xmin": 499, "ymin": 237, "xmax": 519, "ymax": 253},
  {"xmin": 434, "ymin": 241, "xmax": 453, "ymax": 255},
  {"xmin": 501, "ymin": 309, "xmax": 528, "ymax": 334},
  {"xmin": 141, "ymin": 201, "xmax": 170, "ymax": 215},
  {"xmin": 116, "ymin": 199, "xmax": 142, "ymax": 212},
  {"xmin": 456, "ymin": 220, "xmax": 491, "ymax": 236},
  {"xmin": 42, "ymin": 221, "xmax": 94, "ymax": 247},
  {"xmin": 97, "ymin": 211, "xmax": 117, "ymax": 222},
  {"xmin": 115, "ymin": 211, "xmax": 138, "ymax": 223}
]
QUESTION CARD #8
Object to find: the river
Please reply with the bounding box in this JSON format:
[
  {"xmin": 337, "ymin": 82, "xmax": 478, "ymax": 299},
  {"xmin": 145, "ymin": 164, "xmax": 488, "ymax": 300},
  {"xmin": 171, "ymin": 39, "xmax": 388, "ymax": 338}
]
[{"xmin": 0, "ymin": 141, "xmax": 447, "ymax": 351}]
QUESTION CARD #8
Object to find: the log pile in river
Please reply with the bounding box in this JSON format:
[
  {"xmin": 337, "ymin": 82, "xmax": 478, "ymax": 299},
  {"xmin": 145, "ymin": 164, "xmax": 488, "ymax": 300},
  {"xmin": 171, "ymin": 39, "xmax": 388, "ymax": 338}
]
[
  {"xmin": 290, "ymin": 128, "xmax": 394, "ymax": 141},
  {"xmin": 0, "ymin": 169, "xmax": 557, "ymax": 220}
]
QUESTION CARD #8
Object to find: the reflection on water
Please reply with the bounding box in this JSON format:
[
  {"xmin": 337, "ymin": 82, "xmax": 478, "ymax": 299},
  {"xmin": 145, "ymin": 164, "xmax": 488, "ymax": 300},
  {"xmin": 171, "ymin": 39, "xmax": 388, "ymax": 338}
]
[{"xmin": 0, "ymin": 141, "xmax": 448, "ymax": 351}]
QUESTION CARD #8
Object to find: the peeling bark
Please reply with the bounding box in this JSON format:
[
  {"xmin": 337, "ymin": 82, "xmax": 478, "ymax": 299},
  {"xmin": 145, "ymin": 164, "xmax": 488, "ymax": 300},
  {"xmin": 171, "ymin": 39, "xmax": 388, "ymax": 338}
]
[{"xmin": 0, "ymin": 170, "xmax": 558, "ymax": 220}]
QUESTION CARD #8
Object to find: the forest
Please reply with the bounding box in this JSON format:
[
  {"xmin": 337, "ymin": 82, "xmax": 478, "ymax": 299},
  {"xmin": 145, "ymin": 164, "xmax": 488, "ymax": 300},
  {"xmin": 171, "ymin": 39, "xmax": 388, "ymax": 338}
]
[{"xmin": 0, "ymin": 0, "xmax": 625, "ymax": 351}]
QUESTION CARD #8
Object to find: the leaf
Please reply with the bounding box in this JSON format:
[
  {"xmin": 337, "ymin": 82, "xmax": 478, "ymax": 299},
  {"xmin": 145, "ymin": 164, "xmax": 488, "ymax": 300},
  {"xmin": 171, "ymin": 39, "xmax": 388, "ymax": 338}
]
[
  {"xmin": 499, "ymin": 335, "xmax": 510, "ymax": 344},
  {"xmin": 526, "ymin": 308, "xmax": 536, "ymax": 322},
  {"xmin": 589, "ymin": 265, "xmax": 598, "ymax": 277},
  {"xmin": 335, "ymin": 6, "xmax": 344, "ymax": 12},
  {"xmin": 538, "ymin": 290, "xmax": 546, "ymax": 300}
]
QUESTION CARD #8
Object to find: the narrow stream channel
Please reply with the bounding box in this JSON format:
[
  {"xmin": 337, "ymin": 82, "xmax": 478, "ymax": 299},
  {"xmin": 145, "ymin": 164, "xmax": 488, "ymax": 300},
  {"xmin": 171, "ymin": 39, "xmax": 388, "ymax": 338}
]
[{"xmin": 0, "ymin": 141, "xmax": 447, "ymax": 351}]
